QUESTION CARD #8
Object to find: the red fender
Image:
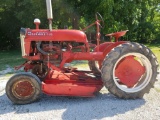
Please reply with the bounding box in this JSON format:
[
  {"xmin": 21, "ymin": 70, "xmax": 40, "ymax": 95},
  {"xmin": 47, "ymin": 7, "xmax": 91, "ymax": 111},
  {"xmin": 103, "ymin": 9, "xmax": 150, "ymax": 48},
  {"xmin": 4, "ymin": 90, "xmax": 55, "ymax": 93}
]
[
  {"xmin": 93, "ymin": 41, "xmax": 127, "ymax": 68},
  {"xmin": 94, "ymin": 41, "xmax": 126, "ymax": 56}
]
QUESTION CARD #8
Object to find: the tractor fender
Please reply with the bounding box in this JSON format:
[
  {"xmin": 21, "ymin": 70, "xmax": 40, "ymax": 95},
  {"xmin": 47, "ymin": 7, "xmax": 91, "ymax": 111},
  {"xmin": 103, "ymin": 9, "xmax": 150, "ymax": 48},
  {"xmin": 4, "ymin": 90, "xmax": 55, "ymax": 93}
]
[
  {"xmin": 94, "ymin": 41, "xmax": 127, "ymax": 58},
  {"xmin": 88, "ymin": 41, "xmax": 127, "ymax": 73}
]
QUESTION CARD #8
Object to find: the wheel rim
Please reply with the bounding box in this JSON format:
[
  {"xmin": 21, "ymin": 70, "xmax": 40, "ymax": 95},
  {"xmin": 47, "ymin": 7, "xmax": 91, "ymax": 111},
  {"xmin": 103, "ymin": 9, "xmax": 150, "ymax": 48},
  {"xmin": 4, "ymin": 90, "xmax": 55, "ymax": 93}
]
[
  {"xmin": 12, "ymin": 79, "xmax": 35, "ymax": 99},
  {"xmin": 113, "ymin": 53, "xmax": 152, "ymax": 93}
]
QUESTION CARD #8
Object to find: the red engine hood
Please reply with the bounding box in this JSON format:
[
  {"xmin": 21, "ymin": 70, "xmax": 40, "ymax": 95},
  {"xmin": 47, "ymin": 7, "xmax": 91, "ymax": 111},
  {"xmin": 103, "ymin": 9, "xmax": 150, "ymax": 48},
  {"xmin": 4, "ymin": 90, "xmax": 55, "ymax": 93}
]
[{"xmin": 25, "ymin": 29, "xmax": 87, "ymax": 43}]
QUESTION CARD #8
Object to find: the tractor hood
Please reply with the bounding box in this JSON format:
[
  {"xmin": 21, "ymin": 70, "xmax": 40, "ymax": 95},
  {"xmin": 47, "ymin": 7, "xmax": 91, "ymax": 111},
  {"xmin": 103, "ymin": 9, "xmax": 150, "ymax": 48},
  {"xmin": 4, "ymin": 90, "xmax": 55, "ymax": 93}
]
[{"xmin": 23, "ymin": 29, "xmax": 88, "ymax": 43}]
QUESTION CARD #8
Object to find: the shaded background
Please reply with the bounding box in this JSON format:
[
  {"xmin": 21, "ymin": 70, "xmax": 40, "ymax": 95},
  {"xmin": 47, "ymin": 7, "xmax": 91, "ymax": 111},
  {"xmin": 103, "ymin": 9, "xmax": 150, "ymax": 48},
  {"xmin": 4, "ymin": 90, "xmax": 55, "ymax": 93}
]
[{"xmin": 0, "ymin": 0, "xmax": 160, "ymax": 50}]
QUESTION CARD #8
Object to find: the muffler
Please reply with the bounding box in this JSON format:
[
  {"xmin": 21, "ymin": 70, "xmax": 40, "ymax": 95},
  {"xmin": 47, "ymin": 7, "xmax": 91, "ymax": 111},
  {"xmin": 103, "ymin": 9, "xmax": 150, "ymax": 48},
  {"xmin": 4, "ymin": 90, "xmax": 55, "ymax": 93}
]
[{"xmin": 46, "ymin": 0, "xmax": 53, "ymax": 30}]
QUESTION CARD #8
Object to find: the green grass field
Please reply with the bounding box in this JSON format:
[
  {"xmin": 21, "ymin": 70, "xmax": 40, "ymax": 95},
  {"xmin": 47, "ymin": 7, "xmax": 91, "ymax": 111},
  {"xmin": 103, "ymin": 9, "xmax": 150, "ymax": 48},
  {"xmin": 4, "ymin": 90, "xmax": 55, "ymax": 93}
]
[
  {"xmin": 0, "ymin": 50, "xmax": 25, "ymax": 71},
  {"xmin": 0, "ymin": 44, "xmax": 160, "ymax": 72},
  {"xmin": 146, "ymin": 44, "xmax": 160, "ymax": 63}
]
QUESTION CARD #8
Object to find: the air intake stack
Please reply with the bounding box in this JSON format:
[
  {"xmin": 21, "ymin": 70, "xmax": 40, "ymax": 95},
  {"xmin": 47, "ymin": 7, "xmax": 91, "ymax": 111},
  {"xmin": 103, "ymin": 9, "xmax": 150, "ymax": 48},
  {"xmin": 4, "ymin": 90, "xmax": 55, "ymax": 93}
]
[{"xmin": 46, "ymin": 0, "xmax": 53, "ymax": 30}]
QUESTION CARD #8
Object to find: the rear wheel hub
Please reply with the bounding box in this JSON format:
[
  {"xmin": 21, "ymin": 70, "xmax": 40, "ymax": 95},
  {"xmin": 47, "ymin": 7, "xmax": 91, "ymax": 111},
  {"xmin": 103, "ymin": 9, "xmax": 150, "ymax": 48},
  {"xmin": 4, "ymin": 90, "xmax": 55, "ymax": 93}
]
[
  {"xmin": 115, "ymin": 56, "xmax": 145, "ymax": 87},
  {"xmin": 113, "ymin": 53, "xmax": 152, "ymax": 93}
]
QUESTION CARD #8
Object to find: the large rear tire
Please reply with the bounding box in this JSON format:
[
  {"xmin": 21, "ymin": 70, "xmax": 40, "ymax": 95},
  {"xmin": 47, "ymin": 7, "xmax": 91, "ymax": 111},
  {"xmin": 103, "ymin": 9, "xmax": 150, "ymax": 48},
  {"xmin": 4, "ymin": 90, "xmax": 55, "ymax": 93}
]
[
  {"xmin": 6, "ymin": 72, "xmax": 41, "ymax": 104},
  {"xmin": 101, "ymin": 42, "xmax": 158, "ymax": 99}
]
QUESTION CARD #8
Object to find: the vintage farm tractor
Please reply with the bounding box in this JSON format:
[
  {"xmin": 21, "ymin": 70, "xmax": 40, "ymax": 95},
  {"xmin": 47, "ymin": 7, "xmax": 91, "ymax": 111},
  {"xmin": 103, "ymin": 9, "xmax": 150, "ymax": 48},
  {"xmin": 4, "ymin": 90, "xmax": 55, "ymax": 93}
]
[{"xmin": 6, "ymin": 0, "xmax": 158, "ymax": 104}]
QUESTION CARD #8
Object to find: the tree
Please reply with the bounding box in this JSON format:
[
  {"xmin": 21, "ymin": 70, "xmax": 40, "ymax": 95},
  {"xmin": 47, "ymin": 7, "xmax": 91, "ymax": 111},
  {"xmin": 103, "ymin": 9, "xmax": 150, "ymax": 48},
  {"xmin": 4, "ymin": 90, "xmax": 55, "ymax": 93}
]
[{"xmin": 0, "ymin": 0, "xmax": 160, "ymax": 50}]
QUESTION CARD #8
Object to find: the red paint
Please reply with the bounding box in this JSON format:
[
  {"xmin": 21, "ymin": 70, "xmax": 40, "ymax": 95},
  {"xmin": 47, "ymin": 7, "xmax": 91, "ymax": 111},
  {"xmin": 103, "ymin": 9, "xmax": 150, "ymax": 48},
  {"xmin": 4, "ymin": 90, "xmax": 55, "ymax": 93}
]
[
  {"xmin": 92, "ymin": 42, "xmax": 126, "ymax": 69},
  {"xmin": 59, "ymin": 51, "xmax": 103, "ymax": 68},
  {"xmin": 42, "ymin": 70, "xmax": 103, "ymax": 97},
  {"xmin": 23, "ymin": 54, "xmax": 41, "ymax": 61},
  {"xmin": 25, "ymin": 29, "xmax": 87, "ymax": 42},
  {"xmin": 94, "ymin": 42, "xmax": 126, "ymax": 58},
  {"xmin": 102, "ymin": 41, "xmax": 126, "ymax": 57},
  {"xmin": 15, "ymin": 61, "xmax": 34, "ymax": 72},
  {"xmin": 106, "ymin": 30, "xmax": 128, "ymax": 42},
  {"xmin": 115, "ymin": 56, "xmax": 145, "ymax": 87},
  {"xmin": 18, "ymin": 14, "xmax": 130, "ymax": 98}
]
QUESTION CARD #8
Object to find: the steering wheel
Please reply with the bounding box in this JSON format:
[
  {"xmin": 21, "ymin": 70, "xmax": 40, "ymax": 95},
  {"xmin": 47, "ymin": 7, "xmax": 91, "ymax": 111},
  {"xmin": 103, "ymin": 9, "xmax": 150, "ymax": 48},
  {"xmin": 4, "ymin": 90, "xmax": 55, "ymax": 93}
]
[
  {"xmin": 95, "ymin": 12, "xmax": 105, "ymax": 28},
  {"xmin": 81, "ymin": 12, "xmax": 104, "ymax": 31}
]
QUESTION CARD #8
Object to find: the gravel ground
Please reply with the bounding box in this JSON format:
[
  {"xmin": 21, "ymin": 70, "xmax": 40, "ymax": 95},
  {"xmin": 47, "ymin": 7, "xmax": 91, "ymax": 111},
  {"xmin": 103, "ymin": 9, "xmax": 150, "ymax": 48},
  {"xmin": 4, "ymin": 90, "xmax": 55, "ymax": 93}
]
[{"xmin": 0, "ymin": 70, "xmax": 160, "ymax": 120}]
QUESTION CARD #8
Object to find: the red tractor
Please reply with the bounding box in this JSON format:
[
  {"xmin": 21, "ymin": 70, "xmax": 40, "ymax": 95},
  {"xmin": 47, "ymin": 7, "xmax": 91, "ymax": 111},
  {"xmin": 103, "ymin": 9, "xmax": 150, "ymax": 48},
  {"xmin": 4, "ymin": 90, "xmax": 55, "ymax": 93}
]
[{"xmin": 6, "ymin": 0, "xmax": 158, "ymax": 104}]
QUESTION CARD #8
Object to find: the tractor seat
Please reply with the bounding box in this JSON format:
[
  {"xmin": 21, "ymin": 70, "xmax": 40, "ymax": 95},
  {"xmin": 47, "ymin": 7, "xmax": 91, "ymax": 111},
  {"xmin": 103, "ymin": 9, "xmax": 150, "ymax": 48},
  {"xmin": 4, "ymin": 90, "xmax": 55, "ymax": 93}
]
[
  {"xmin": 105, "ymin": 30, "xmax": 128, "ymax": 42},
  {"xmin": 106, "ymin": 30, "xmax": 129, "ymax": 38}
]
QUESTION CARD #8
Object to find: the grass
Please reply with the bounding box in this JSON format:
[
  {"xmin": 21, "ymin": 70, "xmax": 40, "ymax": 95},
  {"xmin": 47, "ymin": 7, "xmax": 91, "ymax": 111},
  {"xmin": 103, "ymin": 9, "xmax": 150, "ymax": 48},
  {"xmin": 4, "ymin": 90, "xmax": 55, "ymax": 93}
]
[
  {"xmin": 71, "ymin": 60, "xmax": 89, "ymax": 68},
  {"xmin": 0, "ymin": 43, "xmax": 160, "ymax": 72},
  {"xmin": 0, "ymin": 50, "xmax": 25, "ymax": 71},
  {"xmin": 146, "ymin": 44, "xmax": 160, "ymax": 63}
]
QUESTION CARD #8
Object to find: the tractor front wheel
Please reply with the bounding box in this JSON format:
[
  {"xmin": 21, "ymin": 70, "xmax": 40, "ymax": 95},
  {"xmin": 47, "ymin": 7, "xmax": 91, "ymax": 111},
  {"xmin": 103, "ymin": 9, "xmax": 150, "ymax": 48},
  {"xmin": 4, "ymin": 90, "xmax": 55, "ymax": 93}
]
[
  {"xmin": 101, "ymin": 42, "xmax": 158, "ymax": 99},
  {"xmin": 6, "ymin": 72, "xmax": 41, "ymax": 104}
]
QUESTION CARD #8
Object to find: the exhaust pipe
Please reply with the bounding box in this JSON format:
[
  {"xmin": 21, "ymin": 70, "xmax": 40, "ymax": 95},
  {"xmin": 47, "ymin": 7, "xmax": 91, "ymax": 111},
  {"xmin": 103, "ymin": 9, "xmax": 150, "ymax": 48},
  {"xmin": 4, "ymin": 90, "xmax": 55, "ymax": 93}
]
[{"xmin": 46, "ymin": 0, "xmax": 53, "ymax": 30}]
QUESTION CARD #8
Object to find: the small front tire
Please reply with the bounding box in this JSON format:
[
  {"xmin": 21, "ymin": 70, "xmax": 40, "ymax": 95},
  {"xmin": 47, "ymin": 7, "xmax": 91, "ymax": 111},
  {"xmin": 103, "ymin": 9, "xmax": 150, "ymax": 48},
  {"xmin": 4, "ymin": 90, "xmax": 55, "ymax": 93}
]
[{"xmin": 6, "ymin": 72, "xmax": 41, "ymax": 104}]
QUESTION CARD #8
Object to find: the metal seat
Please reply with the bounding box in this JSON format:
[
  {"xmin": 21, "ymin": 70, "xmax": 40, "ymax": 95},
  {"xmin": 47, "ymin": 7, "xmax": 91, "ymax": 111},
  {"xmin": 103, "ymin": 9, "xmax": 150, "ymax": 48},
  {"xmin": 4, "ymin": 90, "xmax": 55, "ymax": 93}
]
[{"xmin": 106, "ymin": 30, "xmax": 129, "ymax": 42}]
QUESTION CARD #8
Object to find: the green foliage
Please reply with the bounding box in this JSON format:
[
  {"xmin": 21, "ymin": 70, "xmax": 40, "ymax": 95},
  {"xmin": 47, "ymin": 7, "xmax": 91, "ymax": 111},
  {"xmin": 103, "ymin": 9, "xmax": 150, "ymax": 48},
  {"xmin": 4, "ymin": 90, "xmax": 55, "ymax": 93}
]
[{"xmin": 0, "ymin": 0, "xmax": 160, "ymax": 50}]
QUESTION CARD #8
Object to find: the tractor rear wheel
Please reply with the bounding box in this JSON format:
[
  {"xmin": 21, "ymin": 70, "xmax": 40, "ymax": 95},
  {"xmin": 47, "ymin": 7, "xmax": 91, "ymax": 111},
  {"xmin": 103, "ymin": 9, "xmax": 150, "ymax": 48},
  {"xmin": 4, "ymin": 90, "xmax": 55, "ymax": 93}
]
[
  {"xmin": 101, "ymin": 42, "xmax": 158, "ymax": 99},
  {"xmin": 6, "ymin": 72, "xmax": 41, "ymax": 104}
]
